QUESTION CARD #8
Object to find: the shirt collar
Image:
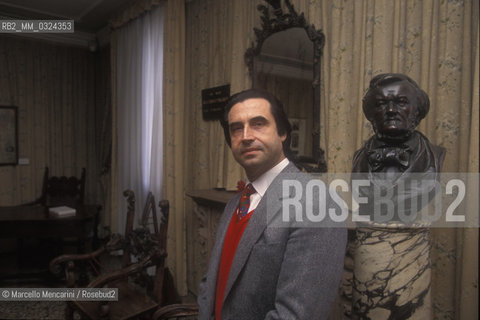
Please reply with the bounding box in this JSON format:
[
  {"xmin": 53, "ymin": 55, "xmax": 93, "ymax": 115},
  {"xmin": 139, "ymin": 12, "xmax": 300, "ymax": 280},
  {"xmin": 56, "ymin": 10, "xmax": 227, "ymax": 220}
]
[{"xmin": 246, "ymin": 158, "xmax": 289, "ymax": 198}]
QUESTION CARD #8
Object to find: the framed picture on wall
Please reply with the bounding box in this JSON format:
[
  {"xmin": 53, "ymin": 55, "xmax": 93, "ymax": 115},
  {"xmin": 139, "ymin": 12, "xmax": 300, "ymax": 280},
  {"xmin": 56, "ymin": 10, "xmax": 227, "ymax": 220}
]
[
  {"xmin": 0, "ymin": 106, "xmax": 18, "ymax": 166},
  {"xmin": 289, "ymin": 118, "xmax": 306, "ymax": 156}
]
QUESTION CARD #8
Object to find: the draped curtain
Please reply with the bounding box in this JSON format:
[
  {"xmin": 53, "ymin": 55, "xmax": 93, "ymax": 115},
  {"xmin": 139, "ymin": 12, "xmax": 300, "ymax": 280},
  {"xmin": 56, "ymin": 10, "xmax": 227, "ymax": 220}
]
[
  {"xmin": 0, "ymin": 36, "xmax": 100, "ymax": 206},
  {"xmin": 110, "ymin": 0, "xmax": 187, "ymax": 295},
  {"xmin": 315, "ymin": 2, "xmax": 478, "ymax": 318},
  {"xmin": 113, "ymin": 4, "xmax": 164, "ymax": 234},
  {"xmin": 185, "ymin": 0, "xmax": 259, "ymax": 192},
  {"xmin": 187, "ymin": 0, "xmax": 478, "ymax": 317}
]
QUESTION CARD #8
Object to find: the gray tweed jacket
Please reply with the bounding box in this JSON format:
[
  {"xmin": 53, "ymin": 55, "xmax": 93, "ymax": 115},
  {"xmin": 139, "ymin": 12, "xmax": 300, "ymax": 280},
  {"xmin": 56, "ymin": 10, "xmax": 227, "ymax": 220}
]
[{"xmin": 198, "ymin": 162, "xmax": 347, "ymax": 320}]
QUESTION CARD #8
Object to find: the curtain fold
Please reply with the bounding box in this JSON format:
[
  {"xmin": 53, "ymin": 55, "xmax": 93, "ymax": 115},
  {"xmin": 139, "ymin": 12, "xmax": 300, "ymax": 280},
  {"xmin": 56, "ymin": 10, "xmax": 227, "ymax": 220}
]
[
  {"xmin": 163, "ymin": 0, "xmax": 187, "ymax": 296},
  {"xmin": 457, "ymin": 19, "xmax": 479, "ymax": 318}
]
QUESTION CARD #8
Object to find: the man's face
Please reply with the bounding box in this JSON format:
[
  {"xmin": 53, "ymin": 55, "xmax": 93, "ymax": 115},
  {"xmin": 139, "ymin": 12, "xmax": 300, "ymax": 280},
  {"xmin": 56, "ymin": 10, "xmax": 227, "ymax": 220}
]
[
  {"xmin": 368, "ymin": 81, "xmax": 419, "ymax": 137},
  {"xmin": 228, "ymin": 98, "xmax": 286, "ymax": 181}
]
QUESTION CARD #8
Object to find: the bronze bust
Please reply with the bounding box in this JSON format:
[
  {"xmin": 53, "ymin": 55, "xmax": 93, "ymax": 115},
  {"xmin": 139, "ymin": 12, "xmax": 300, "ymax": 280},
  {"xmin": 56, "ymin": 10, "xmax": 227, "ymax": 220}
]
[
  {"xmin": 352, "ymin": 73, "xmax": 445, "ymax": 175},
  {"xmin": 352, "ymin": 73, "xmax": 446, "ymax": 223}
]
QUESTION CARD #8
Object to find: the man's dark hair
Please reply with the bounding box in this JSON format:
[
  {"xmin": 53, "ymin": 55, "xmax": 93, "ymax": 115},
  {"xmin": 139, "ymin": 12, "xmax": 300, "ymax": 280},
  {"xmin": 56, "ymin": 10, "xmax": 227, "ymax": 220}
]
[
  {"xmin": 362, "ymin": 73, "xmax": 430, "ymax": 127},
  {"xmin": 221, "ymin": 88, "xmax": 292, "ymax": 158}
]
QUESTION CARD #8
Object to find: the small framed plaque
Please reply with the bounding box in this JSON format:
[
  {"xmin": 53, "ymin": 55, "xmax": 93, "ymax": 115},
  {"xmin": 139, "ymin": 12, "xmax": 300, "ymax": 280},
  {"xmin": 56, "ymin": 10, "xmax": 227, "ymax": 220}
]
[
  {"xmin": 289, "ymin": 118, "xmax": 306, "ymax": 156},
  {"xmin": 0, "ymin": 106, "xmax": 18, "ymax": 165},
  {"xmin": 202, "ymin": 84, "xmax": 230, "ymax": 120}
]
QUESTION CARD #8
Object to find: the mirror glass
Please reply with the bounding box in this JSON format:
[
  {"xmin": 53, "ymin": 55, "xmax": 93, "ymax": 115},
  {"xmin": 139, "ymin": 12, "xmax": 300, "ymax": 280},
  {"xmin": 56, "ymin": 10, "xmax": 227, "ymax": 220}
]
[{"xmin": 252, "ymin": 28, "xmax": 314, "ymax": 158}]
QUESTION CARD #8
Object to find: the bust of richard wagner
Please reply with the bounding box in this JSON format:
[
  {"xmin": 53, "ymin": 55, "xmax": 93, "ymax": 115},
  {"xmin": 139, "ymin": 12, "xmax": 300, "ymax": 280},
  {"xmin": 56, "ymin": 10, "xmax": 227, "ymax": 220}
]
[
  {"xmin": 352, "ymin": 73, "xmax": 445, "ymax": 223},
  {"xmin": 353, "ymin": 73, "xmax": 445, "ymax": 174}
]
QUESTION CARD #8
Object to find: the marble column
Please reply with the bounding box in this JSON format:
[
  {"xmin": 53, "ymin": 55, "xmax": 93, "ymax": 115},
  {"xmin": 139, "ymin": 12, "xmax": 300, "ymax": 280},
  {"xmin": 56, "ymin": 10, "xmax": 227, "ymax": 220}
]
[{"xmin": 352, "ymin": 225, "xmax": 432, "ymax": 320}]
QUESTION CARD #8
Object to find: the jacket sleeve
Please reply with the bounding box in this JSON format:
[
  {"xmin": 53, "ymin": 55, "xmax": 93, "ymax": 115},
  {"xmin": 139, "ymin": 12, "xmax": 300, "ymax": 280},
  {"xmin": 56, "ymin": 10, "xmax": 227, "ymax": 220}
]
[
  {"xmin": 265, "ymin": 226, "xmax": 347, "ymax": 320},
  {"xmin": 197, "ymin": 274, "xmax": 209, "ymax": 319}
]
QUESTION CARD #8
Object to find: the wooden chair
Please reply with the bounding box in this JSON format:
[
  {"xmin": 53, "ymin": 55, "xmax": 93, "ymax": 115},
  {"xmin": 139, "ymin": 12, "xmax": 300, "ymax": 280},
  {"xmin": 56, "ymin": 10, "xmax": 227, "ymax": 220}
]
[
  {"xmin": 50, "ymin": 190, "xmax": 170, "ymax": 320},
  {"xmin": 141, "ymin": 191, "xmax": 159, "ymax": 234},
  {"xmin": 147, "ymin": 191, "xmax": 199, "ymax": 320},
  {"xmin": 25, "ymin": 166, "xmax": 86, "ymax": 207},
  {"xmin": 152, "ymin": 304, "xmax": 199, "ymax": 320},
  {"xmin": 17, "ymin": 167, "xmax": 90, "ymax": 273}
]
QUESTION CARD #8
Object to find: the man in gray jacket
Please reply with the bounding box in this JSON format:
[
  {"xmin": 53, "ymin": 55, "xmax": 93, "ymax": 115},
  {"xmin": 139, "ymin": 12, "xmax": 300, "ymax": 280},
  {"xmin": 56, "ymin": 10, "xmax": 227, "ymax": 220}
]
[{"xmin": 198, "ymin": 89, "xmax": 347, "ymax": 320}]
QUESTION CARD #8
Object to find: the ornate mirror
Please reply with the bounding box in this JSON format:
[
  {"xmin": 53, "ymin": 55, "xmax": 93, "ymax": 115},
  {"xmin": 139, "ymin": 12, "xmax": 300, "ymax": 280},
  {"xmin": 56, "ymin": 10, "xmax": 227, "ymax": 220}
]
[{"xmin": 245, "ymin": 0, "xmax": 326, "ymax": 172}]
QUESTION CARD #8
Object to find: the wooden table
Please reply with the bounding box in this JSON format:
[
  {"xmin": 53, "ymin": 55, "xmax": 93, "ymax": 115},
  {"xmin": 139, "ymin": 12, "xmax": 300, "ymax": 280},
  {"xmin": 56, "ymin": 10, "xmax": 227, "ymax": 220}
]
[
  {"xmin": 0, "ymin": 204, "xmax": 100, "ymax": 282},
  {"xmin": 0, "ymin": 204, "xmax": 99, "ymax": 240}
]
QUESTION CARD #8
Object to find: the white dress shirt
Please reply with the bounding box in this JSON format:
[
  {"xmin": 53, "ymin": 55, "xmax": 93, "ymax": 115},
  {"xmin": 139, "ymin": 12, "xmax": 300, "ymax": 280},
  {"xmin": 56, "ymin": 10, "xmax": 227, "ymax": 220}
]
[{"xmin": 245, "ymin": 157, "xmax": 289, "ymax": 213}]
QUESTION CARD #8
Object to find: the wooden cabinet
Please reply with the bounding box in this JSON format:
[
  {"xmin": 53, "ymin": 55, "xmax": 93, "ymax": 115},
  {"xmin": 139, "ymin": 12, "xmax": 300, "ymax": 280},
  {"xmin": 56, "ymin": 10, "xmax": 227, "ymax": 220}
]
[{"xmin": 185, "ymin": 189, "xmax": 234, "ymax": 296}]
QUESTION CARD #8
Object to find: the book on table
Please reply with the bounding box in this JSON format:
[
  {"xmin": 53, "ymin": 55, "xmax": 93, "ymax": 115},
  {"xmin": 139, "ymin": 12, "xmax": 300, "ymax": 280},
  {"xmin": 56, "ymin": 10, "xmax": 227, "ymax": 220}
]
[{"xmin": 49, "ymin": 206, "xmax": 76, "ymax": 218}]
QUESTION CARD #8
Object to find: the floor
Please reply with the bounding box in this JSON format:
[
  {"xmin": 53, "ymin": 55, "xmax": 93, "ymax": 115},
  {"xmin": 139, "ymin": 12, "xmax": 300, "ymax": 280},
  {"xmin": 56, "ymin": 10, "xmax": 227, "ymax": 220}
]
[
  {"xmin": 0, "ymin": 247, "xmax": 68, "ymax": 319},
  {"xmin": 0, "ymin": 277, "xmax": 68, "ymax": 320},
  {"xmin": 0, "ymin": 298, "xmax": 67, "ymax": 319}
]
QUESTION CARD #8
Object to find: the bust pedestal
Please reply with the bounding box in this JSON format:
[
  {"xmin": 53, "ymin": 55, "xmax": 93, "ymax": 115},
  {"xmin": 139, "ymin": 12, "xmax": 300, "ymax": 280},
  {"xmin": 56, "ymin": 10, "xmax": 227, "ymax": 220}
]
[{"xmin": 352, "ymin": 224, "xmax": 432, "ymax": 319}]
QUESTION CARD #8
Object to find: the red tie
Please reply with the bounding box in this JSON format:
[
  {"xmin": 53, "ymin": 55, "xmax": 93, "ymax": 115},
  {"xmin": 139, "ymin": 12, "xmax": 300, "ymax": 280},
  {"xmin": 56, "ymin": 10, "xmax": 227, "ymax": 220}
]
[{"xmin": 237, "ymin": 183, "xmax": 255, "ymax": 219}]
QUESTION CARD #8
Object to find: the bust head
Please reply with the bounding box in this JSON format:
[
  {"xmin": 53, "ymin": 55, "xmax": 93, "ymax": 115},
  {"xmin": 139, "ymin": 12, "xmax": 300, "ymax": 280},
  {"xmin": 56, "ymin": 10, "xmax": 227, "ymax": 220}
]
[{"xmin": 362, "ymin": 73, "xmax": 430, "ymax": 143}]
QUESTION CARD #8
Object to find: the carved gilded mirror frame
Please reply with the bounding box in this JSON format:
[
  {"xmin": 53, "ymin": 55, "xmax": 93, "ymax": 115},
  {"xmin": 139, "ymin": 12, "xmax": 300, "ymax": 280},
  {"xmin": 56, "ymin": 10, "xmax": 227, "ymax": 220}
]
[{"xmin": 245, "ymin": 0, "xmax": 327, "ymax": 172}]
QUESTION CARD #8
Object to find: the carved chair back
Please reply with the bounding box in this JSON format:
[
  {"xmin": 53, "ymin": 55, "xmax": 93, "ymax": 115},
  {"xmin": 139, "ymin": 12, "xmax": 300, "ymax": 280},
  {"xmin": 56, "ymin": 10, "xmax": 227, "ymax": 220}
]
[
  {"xmin": 38, "ymin": 167, "xmax": 86, "ymax": 207},
  {"xmin": 142, "ymin": 191, "xmax": 160, "ymax": 234}
]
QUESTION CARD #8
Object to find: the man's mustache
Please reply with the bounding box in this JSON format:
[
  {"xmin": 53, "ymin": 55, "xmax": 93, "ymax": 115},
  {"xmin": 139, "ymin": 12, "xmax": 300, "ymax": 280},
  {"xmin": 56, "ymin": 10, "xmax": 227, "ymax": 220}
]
[{"xmin": 240, "ymin": 144, "xmax": 263, "ymax": 154}]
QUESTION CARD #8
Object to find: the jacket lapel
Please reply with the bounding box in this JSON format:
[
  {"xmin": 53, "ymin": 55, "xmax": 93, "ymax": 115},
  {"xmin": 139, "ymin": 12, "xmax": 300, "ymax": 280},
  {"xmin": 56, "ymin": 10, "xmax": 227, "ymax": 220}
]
[{"xmin": 222, "ymin": 162, "xmax": 300, "ymax": 303}]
